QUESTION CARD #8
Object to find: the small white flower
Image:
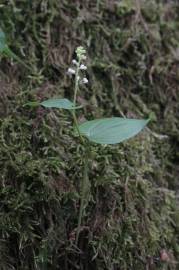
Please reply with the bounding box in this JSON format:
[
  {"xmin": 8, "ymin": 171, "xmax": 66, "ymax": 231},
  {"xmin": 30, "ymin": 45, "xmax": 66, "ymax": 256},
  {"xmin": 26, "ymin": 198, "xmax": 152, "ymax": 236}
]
[
  {"xmin": 80, "ymin": 64, "xmax": 87, "ymax": 70},
  {"xmin": 81, "ymin": 78, "xmax": 88, "ymax": 84},
  {"xmin": 67, "ymin": 68, "xmax": 76, "ymax": 75},
  {"xmin": 72, "ymin": 59, "xmax": 78, "ymax": 65}
]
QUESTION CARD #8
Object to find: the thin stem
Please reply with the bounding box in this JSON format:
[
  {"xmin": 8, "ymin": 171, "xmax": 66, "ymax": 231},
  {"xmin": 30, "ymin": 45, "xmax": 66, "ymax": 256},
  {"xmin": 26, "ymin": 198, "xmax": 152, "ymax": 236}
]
[
  {"xmin": 75, "ymin": 147, "xmax": 89, "ymax": 245},
  {"xmin": 71, "ymin": 111, "xmax": 84, "ymax": 143},
  {"xmin": 71, "ymin": 103, "xmax": 88, "ymax": 246},
  {"xmin": 73, "ymin": 60, "xmax": 81, "ymax": 106},
  {"xmin": 71, "ymin": 51, "xmax": 90, "ymax": 245},
  {"xmin": 72, "ymin": 57, "xmax": 83, "ymax": 141}
]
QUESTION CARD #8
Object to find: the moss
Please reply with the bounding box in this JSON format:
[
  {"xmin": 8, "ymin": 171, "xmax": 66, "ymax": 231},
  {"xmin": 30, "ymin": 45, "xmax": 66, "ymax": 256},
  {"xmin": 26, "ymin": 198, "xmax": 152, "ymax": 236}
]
[{"xmin": 0, "ymin": 0, "xmax": 179, "ymax": 269}]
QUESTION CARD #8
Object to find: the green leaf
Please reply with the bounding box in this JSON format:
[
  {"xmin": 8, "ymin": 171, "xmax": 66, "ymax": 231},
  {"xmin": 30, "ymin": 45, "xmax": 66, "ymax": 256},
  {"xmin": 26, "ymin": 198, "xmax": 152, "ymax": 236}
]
[
  {"xmin": 0, "ymin": 29, "xmax": 7, "ymax": 53},
  {"xmin": 78, "ymin": 117, "xmax": 149, "ymax": 144},
  {"xmin": 40, "ymin": 98, "xmax": 82, "ymax": 110}
]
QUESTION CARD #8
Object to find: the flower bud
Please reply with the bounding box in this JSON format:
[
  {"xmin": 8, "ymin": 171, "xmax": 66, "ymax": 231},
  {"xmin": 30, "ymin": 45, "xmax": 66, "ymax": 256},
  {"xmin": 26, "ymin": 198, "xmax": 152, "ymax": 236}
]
[
  {"xmin": 76, "ymin": 46, "xmax": 86, "ymax": 60},
  {"xmin": 81, "ymin": 55, "xmax": 87, "ymax": 60}
]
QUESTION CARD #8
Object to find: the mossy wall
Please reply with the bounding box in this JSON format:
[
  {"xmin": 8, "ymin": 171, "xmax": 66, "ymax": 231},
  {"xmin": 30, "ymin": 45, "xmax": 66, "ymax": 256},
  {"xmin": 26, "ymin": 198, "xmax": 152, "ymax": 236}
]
[{"xmin": 0, "ymin": 0, "xmax": 179, "ymax": 269}]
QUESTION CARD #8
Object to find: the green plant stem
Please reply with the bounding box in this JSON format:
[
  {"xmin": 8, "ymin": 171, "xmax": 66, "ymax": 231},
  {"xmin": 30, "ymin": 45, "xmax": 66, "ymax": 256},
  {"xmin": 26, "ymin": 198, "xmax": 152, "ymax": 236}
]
[
  {"xmin": 75, "ymin": 146, "xmax": 89, "ymax": 245},
  {"xmin": 71, "ymin": 110, "xmax": 89, "ymax": 245},
  {"xmin": 72, "ymin": 54, "xmax": 90, "ymax": 245},
  {"xmin": 73, "ymin": 60, "xmax": 81, "ymax": 106},
  {"xmin": 71, "ymin": 111, "xmax": 84, "ymax": 143}
]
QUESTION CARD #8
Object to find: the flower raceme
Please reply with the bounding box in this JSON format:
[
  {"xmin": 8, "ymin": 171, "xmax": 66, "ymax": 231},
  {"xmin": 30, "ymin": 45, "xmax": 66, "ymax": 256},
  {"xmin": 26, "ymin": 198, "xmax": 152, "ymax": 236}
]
[{"xmin": 67, "ymin": 48, "xmax": 88, "ymax": 85}]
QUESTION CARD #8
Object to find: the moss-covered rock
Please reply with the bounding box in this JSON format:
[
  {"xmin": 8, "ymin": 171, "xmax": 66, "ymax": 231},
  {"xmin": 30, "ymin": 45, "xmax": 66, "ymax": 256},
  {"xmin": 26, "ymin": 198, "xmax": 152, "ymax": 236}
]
[{"xmin": 0, "ymin": 0, "xmax": 179, "ymax": 269}]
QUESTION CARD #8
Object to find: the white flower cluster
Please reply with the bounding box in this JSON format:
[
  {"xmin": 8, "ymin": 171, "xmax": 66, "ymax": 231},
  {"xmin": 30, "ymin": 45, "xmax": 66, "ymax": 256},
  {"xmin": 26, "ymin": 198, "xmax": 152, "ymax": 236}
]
[{"xmin": 67, "ymin": 46, "xmax": 88, "ymax": 84}]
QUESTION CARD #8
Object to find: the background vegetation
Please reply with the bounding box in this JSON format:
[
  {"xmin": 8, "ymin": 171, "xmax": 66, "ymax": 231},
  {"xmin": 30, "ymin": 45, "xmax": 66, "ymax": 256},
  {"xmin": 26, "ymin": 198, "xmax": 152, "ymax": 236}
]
[{"xmin": 0, "ymin": 0, "xmax": 179, "ymax": 269}]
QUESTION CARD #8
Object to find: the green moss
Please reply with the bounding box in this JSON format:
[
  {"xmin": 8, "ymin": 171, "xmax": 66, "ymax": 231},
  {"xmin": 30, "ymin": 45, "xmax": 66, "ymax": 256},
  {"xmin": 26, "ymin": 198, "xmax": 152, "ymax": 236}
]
[{"xmin": 0, "ymin": 0, "xmax": 179, "ymax": 269}]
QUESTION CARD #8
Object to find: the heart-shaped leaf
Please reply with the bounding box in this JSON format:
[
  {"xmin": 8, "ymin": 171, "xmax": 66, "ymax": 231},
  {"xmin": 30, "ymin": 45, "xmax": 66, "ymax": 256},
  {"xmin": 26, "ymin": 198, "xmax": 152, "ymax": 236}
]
[
  {"xmin": 40, "ymin": 98, "xmax": 82, "ymax": 110},
  {"xmin": 78, "ymin": 117, "xmax": 149, "ymax": 144}
]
